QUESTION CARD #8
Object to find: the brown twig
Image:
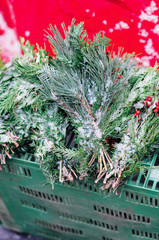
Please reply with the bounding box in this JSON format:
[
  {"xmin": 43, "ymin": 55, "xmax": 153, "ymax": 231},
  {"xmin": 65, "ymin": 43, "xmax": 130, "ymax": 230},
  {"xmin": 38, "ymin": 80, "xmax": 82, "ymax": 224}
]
[
  {"xmin": 5, "ymin": 132, "xmax": 19, "ymax": 148},
  {"xmin": 112, "ymin": 168, "xmax": 123, "ymax": 189},
  {"xmin": 114, "ymin": 156, "xmax": 122, "ymax": 176},
  {"xmin": 79, "ymin": 172, "xmax": 88, "ymax": 180},
  {"xmin": 99, "ymin": 155, "xmax": 103, "ymax": 173},
  {"xmin": 53, "ymin": 93, "xmax": 79, "ymax": 117},
  {"xmin": 102, "ymin": 147, "xmax": 113, "ymax": 169},
  {"xmin": 5, "ymin": 151, "xmax": 11, "ymax": 159},
  {"xmin": 68, "ymin": 165, "xmax": 78, "ymax": 178},
  {"xmin": 2, "ymin": 144, "xmax": 9, "ymax": 150},
  {"xmin": 88, "ymin": 153, "xmax": 95, "ymax": 167},
  {"xmin": 100, "ymin": 180, "xmax": 114, "ymax": 190},
  {"xmin": 9, "ymin": 147, "xmax": 14, "ymax": 154},
  {"xmin": 100, "ymin": 150, "xmax": 107, "ymax": 171},
  {"xmin": 95, "ymin": 171, "xmax": 106, "ymax": 183},
  {"xmin": 31, "ymin": 128, "xmax": 39, "ymax": 135},
  {"xmin": 59, "ymin": 159, "xmax": 63, "ymax": 182},
  {"xmin": 103, "ymin": 169, "xmax": 115, "ymax": 184},
  {"xmin": 63, "ymin": 166, "xmax": 73, "ymax": 182}
]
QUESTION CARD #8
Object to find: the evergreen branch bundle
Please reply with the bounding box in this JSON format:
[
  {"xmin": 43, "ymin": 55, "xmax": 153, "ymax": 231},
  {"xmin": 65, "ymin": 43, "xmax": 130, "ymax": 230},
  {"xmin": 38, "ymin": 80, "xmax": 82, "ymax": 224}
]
[{"xmin": 0, "ymin": 19, "xmax": 159, "ymax": 191}]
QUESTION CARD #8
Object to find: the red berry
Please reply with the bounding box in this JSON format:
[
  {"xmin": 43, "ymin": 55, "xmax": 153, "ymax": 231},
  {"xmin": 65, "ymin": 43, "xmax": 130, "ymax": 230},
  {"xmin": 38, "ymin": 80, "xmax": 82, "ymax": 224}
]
[
  {"xmin": 156, "ymin": 102, "xmax": 159, "ymax": 106},
  {"xmin": 156, "ymin": 105, "xmax": 159, "ymax": 109},
  {"xmin": 143, "ymin": 101, "xmax": 146, "ymax": 105},
  {"xmin": 154, "ymin": 108, "xmax": 158, "ymax": 112},
  {"xmin": 145, "ymin": 98, "xmax": 148, "ymax": 102},
  {"xmin": 134, "ymin": 113, "xmax": 137, "ymax": 117},
  {"xmin": 118, "ymin": 75, "xmax": 122, "ymax": 79},
  {"xmin": 136, "ymin": 110, "xmax": 141, "ymax": 115},
  {"xmin": 115, "ymin": 68, "xmax": 119, "ymax": 72},
  {"xmin": 147, "ymin": 103, "xmax": 150, "ymax": 107},
  {"xmin": 157, "ymin": 113, "xmax": 159, "ymax": 116},
  {"xmin": 147, "ymin": 96, "xmax": 152, "ymax": 101},
  {"xmin": 138, "ymin": 117, "xmax": 141, "ymax": 121}
]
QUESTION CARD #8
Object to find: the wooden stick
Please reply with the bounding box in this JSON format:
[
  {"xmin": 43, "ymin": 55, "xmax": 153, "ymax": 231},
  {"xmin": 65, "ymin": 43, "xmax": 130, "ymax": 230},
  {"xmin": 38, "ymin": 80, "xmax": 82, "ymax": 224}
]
[
  {"xmin": 96, "ymin": 167, "xmax": 105, "ymax": 179},
  {"xmin": 5, "ymin": 151, "xmax": 11, "ymax": 159},
  {"xmin": 88, "ymin": 153, "xmax": 95, "ymax": 167},
  {"xmin": 102, "ymin": 148, "xmax": 113, "ymax": 169},
  {"xmin": 95, "ymin": 171, "xmax": 106, "ymax": 184},
  {"xmin": 59, "ymin": 159, "xmax": 63, "ymax": 182},
  {"xmin": 114, "ymin": 156, "xmax": 122, "ymax": 176},
  {"xmin": 2, "ymin": 144, "xmax": 8, "ymax": 150},
  {"xmin": 100, "ymin": 180, "xmax": 114, "ymax": 190},
  {"xmin": 31, "ymin": 128, "xmax": 39, "ymax": 135},
  {"xmin": 103, "ymin": 147, "xmax": 113, "ymax": 163},
  {"xmin": 68, "ymin": 165, "xmax": 78, "ymax": 179},
  {"xmin": 103, "ymin": 169, "xmax": 115, "ymax": 184},
  {"xmin": 101, "ymin": 151, "xmax": 107, "ymax": 171},
  {"xmin": 99, "ymin": 155, "xmax": 103, "ymax": 173},
  {"xmin": 9, "ymin": 147, "xmax": 14, "ymax": 154},
  {"xmin": 79, "ymin": 172, "xmax": 88, "ymax": 180},
  {"xmin": 5, "ymin": 132, "xmax": 19, "ymax": 147},
  {"xmin": 112, "ymin": 168, "xmax": 123, "ymax": 189}
]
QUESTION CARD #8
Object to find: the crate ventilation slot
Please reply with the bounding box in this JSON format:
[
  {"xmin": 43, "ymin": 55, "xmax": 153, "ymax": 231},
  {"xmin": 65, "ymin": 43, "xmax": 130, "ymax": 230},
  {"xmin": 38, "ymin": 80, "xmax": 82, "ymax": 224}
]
[
  {"xmin": 93, "ymin": 205, "xmax": 151, "ymax": 223},
  {"xmin": 59, "ymin": 211, "xmax": 118, "ymax": 231},
  {"xmin": 102, "ymin": 237, "xmax": 116, "ymax": 240},
  {"xmin": 2, "ymin": 164, "xmax": 31, "ymax": 177},
  {"xmin": 132, "ymin": 229, "xmax": 159, "ymax": 239},
  {"xmin": 19, "ymin": 186, "xmax": 71, "ymax": 205},
  {"xmin": 125, "ymin": 190, "xmax": 159, "ymax": 207},
  {"xmin": 21, "ymin": 200, "xmax": 47, "ymax": 212},
  {"xmin": 35, "ymin": 219, "xmax": 83, "ymax": 235},
  {"xmin": 65, "ymin": 180, "xmax": 98, "ymax": 193}
]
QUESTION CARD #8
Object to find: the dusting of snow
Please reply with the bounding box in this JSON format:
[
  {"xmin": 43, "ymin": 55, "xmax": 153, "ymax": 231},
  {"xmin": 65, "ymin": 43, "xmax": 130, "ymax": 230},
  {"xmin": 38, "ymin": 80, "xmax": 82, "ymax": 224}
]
[
  {"xmin": 114, "ymin": 21, "xmax": 129, "ymax": 30},
  {"xmin": 144, "ymin": 38, "xmax": 159, "ymax": 58},
  {"xmin": 139, "ymin": 1, "xmax": 158, "ymax": 24},
  {"xmin": 145, "ymin": 1, "xmax": 158, "ymax": 15},
  {"xmin": 94, "ymin": 126, "xmax": 102, "ymax": 139},
  {"xmin": 139, "ymin": 39, "xmax": 146, "ymax": 43},
  {"xmin": 122, "ymin": 117, "xmax": 127, "ymax": 122},
  {"xmin": 36, "ymin": 52, "xmax": 40, "ymax": 63},
  {"xmin": 151, "ymin": 24, "xmax": 159, "ymax": 35},
  {"xmin": 138, "ymin": 29, "xmax": 149, "ymax": 37},
  {"xmin": 137, "ymin": 22, "xmax": 142, "ymax": 28},
  {"xmin": 25, "ymin": 30, "xmax": 30, "ymax": 37},
  {"xmin": 92, "ymin": 12, "xmax": 95, "ymax": 17},
  {"xmin": 137, "ymin": 56, "xmax": 153, "ymax": 66},
  {"xmin": 115, "ymin": 127, "xmax": 121, "ymax": 132},
  {"xmin": 139, "ymin": 11, "xmax": 158, "ymax": 23},
  {"xmin": 108, "ymin": 28, "xmax": 114, "ymax": 33},
  {"xmin": 0, "ymin": 13, "xmax": 21, "ymax": 61},
  {"xmin": 85, "ymin": 9, "xmax": 90, "ymax": 13},
  {"xmin": 102, "ymin": 20, "xmax": 107, "ymax": 25},
  {"xmin": 99, "ymin": 60, "xmax": 104, "ymax": 70},
  {"xmin": 133, "ymin": 102, "xmax": 144, "ymax": 109},
  {"xmin": 137, "ymin": 72, "xmax": 156, "ymax": 88}
]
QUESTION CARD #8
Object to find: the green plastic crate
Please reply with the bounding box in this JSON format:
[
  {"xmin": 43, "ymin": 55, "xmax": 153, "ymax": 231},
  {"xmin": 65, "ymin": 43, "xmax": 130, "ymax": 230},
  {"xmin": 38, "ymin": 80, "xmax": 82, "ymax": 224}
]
[{"xmin": 0, "ymin": 153, "xmax": 159, "ymax": 240}]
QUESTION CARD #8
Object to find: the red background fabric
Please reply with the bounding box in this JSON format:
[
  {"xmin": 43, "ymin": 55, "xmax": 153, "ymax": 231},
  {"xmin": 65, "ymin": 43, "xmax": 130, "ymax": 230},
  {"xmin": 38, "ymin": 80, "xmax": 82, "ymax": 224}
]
[{"xmin": 0, "ymin": 0, "xmax": 159, "ymax": 66}]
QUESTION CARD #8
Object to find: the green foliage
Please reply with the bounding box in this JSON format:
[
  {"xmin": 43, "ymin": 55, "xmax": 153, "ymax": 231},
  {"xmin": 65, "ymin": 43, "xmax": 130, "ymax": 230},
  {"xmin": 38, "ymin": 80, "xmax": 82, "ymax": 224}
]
[
  {"xmin": 0, "ymin": 49, "xmax": 4, "ymax": 70},
  {"xmin": 0, "ymin": 19, "xmax": 158, "ymax": 190},
  {"xmin": 0, "ymin": 38, "xmax": 68, "ymax": 170}
]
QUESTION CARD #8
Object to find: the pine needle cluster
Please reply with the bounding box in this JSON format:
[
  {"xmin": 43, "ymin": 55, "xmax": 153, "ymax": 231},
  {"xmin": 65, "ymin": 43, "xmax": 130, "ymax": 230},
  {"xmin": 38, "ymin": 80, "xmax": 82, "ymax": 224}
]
[{"xmin": 0, "ymin": 19, "xmax": 159, "ymax": 190}]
